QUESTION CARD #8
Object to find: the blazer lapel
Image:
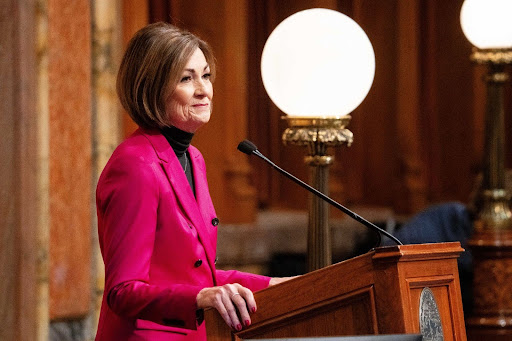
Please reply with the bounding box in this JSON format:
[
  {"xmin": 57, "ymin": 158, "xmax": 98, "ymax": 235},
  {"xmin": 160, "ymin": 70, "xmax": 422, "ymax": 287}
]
[
  {"xmin": 141, "ymin": 129, "xmax": 217, "ymax": 276},
  {"xmin": 189, "ymin": 146, "xmax": 217, "ymax": 233}
]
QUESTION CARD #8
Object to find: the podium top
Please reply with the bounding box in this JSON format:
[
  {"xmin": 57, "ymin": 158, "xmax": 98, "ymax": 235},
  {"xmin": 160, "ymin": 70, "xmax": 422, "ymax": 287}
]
[{"xmin": 372, "ymin": 242, "xmax": 464, "ymax": 262}]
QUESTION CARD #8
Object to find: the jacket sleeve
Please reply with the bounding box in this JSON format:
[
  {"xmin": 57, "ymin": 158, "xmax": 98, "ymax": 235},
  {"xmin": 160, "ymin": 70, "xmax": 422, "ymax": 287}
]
[
  {"xmin": 215, "ymin": 269, "xmax": 271, "ymax": 292},
  {"xmin": 97, "ymin": 156, "xmax": 201, "ymax": 330}
]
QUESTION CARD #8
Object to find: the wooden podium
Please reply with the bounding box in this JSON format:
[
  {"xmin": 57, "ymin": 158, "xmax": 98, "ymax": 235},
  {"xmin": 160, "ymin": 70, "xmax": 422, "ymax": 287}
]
[{"xmin": 205, "ymin": 242, "xmax": 467, "ymax": 341}]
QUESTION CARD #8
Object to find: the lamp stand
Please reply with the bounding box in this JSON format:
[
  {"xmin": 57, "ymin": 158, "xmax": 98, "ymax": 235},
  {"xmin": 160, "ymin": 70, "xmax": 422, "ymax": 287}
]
[
  {"xmin": 282, "ymin": 116, "xmax": 353, "ymax": 272},
  {"xmin": 466, "ymin": 48, "xmax": 512, "ymax": 339}
]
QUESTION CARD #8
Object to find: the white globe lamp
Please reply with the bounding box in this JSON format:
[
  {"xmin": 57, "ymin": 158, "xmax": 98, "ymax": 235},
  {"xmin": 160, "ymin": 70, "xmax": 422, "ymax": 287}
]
[
  {"xmin": 261, "ymin": 8, "xmax": 375, "ymax": 118},
  {"xmin": 260, "ymin": 8, "xmax": 376, "ymax": 271}
]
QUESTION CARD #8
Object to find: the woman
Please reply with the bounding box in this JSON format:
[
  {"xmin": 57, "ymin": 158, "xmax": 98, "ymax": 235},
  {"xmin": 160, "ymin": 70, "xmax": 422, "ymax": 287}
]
[{"xmin": 95, "ymin": 22, "xmax": 288, "ymax": 340}]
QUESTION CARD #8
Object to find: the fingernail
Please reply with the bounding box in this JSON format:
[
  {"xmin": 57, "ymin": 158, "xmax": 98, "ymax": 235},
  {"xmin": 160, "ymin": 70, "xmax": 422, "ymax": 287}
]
[
  {"xmin": 237, "ymin": 324, "xmax": 242, "ymax": 331},
  {"xmin": 245, "ymin": 320, "xmax": 251, "ymax": 327},
  {"xmin": 251, "ymin": 307, "xmax": 256, "ymax": 313}
]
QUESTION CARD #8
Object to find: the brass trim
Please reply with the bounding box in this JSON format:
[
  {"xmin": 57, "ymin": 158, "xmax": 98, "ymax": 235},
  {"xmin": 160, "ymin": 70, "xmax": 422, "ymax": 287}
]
[
  {"xmin": 282, "ymin": 115, "xmax": 352, "ymax": 128},
  {"xmin": 471, "ymin": 48, "xmax": 512, "ymax": 65},
  {"xmin": 282, "ymin": 127, "xmax": 353, "ymax": 147}
]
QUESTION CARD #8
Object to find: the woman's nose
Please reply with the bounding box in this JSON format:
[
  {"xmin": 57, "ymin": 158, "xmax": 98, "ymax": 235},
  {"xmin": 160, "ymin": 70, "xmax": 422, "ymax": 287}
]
[{"xmin": 194, "ymin": 79, "xmax": 207, "ymax": 96}]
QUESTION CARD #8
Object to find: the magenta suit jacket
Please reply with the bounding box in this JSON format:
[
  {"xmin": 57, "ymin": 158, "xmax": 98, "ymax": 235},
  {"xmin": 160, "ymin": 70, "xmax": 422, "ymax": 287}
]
[{"xmin": 95, "ymin": 128, "xmax": 270, "ymax": 341}]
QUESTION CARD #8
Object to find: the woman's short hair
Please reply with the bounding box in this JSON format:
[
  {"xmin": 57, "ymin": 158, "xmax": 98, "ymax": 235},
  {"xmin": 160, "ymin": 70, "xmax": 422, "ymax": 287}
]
[{"xmin": 117, "ymin": 22, "xmax": 216, "ymax": 129}]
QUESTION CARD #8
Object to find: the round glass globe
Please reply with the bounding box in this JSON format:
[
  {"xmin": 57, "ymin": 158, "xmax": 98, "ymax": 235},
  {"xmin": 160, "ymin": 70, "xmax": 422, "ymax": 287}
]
[
  {"xmin": 460, "ymin": 0, "xmax": 512, "ymax": 49},
  {"xmin": 261, "ymin": 8, "xmax": 375, "ymax": 118}
]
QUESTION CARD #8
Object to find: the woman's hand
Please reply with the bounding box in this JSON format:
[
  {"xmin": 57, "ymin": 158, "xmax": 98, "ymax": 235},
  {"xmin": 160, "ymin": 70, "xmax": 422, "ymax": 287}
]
[{"xmin": 196, "ymin": 283, "xmax": 256, "ymax": 331}]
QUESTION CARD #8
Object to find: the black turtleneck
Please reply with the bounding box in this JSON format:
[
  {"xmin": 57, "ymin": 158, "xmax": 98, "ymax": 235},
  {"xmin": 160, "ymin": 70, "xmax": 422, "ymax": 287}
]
[{"xmin": 161, "ymin": 126, "xmax": 196, "ymax": 196}]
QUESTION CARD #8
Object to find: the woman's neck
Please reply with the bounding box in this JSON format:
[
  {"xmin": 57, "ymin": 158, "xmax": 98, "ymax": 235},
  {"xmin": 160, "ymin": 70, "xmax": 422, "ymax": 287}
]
[{"xmin": 160, "ymin": 126, "xmax": 194, "ymax": 156}]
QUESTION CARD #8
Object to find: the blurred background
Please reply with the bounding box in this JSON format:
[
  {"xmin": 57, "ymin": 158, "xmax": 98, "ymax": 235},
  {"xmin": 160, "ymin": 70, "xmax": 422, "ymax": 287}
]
[{"xmin": 1, "ymin": 0, "xmax": 511, "ymax": 340}]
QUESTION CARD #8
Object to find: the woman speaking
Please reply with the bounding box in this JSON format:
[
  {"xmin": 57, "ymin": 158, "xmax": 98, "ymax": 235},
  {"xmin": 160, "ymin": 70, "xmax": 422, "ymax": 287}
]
[{"xmin": 95, "ymin": 22, "xmax": 289, "ymax": 340}]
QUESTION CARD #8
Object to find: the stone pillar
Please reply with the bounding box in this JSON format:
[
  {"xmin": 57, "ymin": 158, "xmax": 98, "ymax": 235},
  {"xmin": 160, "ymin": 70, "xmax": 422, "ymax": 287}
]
[
  {"xmin": 0, "ymin": 0, "xmax": 49, "ymax": 340},
  {"xmin": 47, "ymin": 0, "xmax": 92, "ymax": 320},
  {"xmin": 90, "ymin": 0, "xmax": 123, "ymax": 337}
]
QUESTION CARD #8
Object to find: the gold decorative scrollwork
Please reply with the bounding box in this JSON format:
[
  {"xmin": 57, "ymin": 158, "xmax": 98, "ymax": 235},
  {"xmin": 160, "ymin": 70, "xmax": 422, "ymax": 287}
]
[{"xmin": 281, "ymin": 116, "xmax": 354, "ymax": 157}]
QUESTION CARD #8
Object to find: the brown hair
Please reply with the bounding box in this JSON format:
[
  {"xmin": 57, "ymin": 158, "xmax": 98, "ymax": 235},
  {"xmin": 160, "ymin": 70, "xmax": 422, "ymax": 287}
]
[{"xmin": 117, "ymin": 22, "xmax": 216, "ymax": 129}]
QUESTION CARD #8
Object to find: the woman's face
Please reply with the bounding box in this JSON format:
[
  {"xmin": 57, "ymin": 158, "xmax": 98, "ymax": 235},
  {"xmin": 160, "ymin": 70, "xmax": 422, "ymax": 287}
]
[{"xmin": 165, "ymin": 48, "xmax": 213, "ymax": 133}]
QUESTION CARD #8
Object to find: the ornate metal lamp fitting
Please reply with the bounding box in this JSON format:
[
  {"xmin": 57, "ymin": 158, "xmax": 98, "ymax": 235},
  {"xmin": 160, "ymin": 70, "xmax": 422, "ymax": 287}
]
[
  {"xmin": 282, "ymin": 116, "xmax": 353, "ymax": 163},
  {"xmin": 471, "ymin": 47, "xmax": 512, "ymax": 65}
]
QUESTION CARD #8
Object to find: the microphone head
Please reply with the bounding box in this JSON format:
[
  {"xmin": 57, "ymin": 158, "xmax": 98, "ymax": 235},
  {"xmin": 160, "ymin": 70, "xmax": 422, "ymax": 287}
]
[{"xmin": 237, "ymin": 140, "xmax": 258, "ymax": 155}]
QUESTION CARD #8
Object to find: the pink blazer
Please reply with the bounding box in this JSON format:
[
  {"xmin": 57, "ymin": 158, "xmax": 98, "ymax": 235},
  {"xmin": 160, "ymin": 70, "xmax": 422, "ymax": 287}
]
[{"xmin": 95, "ymin": 128, "xmax": 270, "ymax": 341}]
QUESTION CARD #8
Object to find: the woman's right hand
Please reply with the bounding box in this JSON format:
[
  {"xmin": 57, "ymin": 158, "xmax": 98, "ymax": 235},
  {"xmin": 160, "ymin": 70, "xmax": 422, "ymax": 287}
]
[{"xmin": 196, "ymin": 283, "xmax": 256, "ymax": 331}]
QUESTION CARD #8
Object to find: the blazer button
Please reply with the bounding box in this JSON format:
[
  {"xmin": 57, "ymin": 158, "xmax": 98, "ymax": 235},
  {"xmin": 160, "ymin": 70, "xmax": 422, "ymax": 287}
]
[
  {"xmin": 211, "ymin": 217, "xmax": 219, "ymax": 226},
  {"xmin": 194, "ymin": 259, "xmax": 203, "ymax": 267}
]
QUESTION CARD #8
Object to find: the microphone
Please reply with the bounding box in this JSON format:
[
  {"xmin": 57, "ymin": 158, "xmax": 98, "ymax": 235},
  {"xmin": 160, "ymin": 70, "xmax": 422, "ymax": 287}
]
[{"xmin": 237, "ymin": 140, "xmax": 403, "ymax": 246}]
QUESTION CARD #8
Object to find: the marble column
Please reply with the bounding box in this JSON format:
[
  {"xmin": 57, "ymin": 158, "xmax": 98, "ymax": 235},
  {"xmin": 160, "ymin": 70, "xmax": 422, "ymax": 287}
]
[
  {"xmin": 47, "ymin": 0, "xmax": 92, "ymax": 320},
  {"xmin": 0, "ymin": 0, "xmax": 50, "ymax": 340},
  {"xmin": 90, "ymin": 0, "xmax": 123, "ymax": 337}
]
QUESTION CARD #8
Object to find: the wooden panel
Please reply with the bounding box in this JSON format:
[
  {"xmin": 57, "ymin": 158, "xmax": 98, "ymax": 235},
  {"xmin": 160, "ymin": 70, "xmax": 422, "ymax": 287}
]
[
  {"xmin": 424, "ymin": 0, "xmax": 477, "ymax": 203},
  {"xmin": 247, "ymin": 290, "xmax": 377, "ymax": 338},
  {"xmin": 408, "ymin": 278, "xmax": 460, "ymax": 341},
  {"xmin": 342, "ymin": 0, "xmax": 400, "ymax": 207},
  {"xmin": 48, "ymin": 0, "xmax": 92, "ymax": 319},
  {"xmin": 247, "ymin": 0, "xmax": 273, "ymax": 207},
  {"xmin": 148, "ymin": 0, "xmax": 170, "ymax": 22},
  {"xmin": 420, "ymin": 1, "xmax": 444, "ymax": 200},
  {"xmin": 394, "ymin": 0, "xmax": 427, "ymax": 212}
]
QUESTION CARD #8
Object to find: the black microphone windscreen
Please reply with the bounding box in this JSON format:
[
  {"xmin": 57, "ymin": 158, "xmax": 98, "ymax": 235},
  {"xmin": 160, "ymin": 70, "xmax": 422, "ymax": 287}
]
[{"xmin": 237, "ymin": 140, "xmax": 258, "ymax": 155}]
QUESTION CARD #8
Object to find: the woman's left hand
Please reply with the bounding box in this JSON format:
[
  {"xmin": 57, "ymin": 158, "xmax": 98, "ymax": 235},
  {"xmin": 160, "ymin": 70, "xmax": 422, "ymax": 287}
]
[{"xmin": 196, "ymin": 283, "xmax": 255, "ymax": 331}]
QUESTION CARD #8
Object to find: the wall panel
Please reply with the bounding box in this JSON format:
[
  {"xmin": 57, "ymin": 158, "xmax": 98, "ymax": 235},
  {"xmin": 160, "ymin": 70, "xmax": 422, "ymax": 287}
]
[
  {"xmin": 48, "ymin": 0, "xmax": 92, "ymax": 319},
  {"xmin": 247, "ymin": 0, "xmax": 496, "ymax": 215},
  {"xmin": 126, "ymin": 0, "xmax": 510, "ymax": 217}
]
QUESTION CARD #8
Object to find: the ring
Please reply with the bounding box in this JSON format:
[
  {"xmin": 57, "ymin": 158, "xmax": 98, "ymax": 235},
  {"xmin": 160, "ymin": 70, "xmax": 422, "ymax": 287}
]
[{"xmin": 231, "ymin": 293, "xmax": 240, "ymax": 299}]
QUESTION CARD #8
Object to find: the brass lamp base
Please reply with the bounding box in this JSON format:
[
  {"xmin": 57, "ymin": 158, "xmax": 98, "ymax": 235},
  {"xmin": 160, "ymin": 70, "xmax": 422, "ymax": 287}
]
[{"xmin": 282, "ymin": 116, "xmax": 353, "ymax": 272}]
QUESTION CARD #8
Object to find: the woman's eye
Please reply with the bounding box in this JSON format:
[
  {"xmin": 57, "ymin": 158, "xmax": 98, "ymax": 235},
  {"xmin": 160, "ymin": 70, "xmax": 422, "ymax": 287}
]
[
  {"xmin": 202, "ymin": 73, "xmax": 211, "ymax": 80},
  {"xmin": 180, "ymin": 76, "xmax": 192, "ymax": 82}
]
